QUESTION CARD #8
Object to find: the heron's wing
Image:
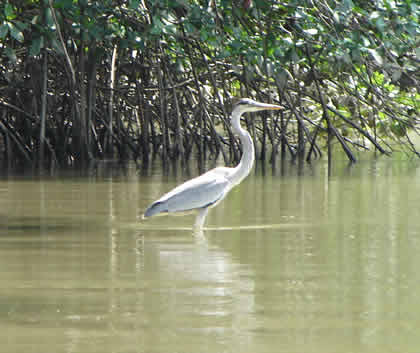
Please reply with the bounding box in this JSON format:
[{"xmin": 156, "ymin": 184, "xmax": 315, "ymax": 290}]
[{"xmin": 143, "ymin": 170, "xmax": 230, "ymax": 218}]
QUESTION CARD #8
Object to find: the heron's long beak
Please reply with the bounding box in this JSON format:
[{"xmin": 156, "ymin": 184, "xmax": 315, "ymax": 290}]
[{"xmin": 253, "ymin": 102, "xmax": 283, "ymax": 111}]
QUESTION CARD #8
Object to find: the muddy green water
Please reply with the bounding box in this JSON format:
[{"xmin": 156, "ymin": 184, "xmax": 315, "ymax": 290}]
[{"xmin": 1, "ymin": 159, "xmax": 420, "ymax": 353}]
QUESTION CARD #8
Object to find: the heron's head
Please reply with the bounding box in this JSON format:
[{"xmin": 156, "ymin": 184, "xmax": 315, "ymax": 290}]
[{"xmin": 232, "ymin": 98, "xmax": 283, "ymax": 114}]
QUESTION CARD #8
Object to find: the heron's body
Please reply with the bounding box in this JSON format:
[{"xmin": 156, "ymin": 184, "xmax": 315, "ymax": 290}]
[{"xmin": 143, "ymin": 98, "xmax": 282, "ymax": 229}]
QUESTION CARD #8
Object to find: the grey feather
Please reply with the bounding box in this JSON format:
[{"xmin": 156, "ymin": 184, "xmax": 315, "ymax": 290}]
[
  {"xmin": 143, "ymin": 168, "xmax": 231, "ymax": 218},
  {"xmin": 143, "ymin": 201, "xmax": 167, "ymax": 218}
]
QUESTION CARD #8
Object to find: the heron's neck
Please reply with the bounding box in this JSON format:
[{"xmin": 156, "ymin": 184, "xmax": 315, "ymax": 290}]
[{"xmin": 230, "ymin": 109, "xmax": 255, "ymax": 186}]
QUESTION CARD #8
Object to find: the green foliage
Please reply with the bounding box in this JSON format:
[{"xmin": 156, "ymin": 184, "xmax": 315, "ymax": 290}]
[{"xmin": 0, "ymin": 0, "xmax": 419, "ymax": 166}]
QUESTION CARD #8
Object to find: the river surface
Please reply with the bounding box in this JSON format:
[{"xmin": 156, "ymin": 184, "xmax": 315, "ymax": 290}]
[{"xmin": 1, "ymin": 158, "xmax": 420, "ymax": 353}]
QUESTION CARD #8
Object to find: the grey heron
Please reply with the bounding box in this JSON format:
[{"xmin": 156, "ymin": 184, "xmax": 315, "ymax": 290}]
[{"xmin": 143, "ymin": 98, "xmax": 283, "ymax": 230}]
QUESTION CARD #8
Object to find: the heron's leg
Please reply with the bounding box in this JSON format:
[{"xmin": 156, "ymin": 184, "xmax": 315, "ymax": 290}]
[{"xmin": 194, "ymin": 207, "xmax": 209, "ymax": 230}]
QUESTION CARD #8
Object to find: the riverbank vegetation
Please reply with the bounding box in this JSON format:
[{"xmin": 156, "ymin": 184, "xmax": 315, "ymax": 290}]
[{"xmin": 0, "ymin": 0, "xmax": 419, "ymax": 168}]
